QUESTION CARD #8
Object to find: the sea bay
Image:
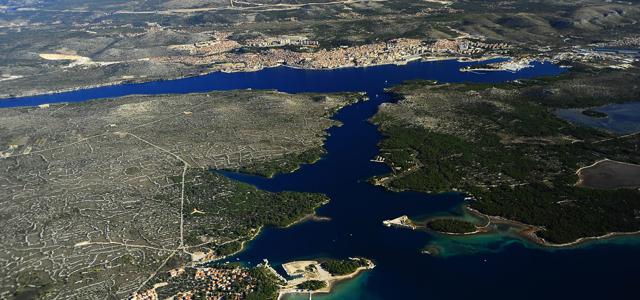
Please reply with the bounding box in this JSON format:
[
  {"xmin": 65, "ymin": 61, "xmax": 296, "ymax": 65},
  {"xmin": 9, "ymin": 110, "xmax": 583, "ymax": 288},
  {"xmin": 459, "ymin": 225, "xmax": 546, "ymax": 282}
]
[{"xmin": 4, "ymin": 59, "xmax": 637, "ymax": 300}]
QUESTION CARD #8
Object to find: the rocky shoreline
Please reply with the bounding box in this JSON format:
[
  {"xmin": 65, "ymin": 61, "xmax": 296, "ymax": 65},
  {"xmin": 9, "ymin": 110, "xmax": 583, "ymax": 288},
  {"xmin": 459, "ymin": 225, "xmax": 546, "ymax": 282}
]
[{"xmin": 0, "ymin": 54, "xmax": 508, "ymax": 101}]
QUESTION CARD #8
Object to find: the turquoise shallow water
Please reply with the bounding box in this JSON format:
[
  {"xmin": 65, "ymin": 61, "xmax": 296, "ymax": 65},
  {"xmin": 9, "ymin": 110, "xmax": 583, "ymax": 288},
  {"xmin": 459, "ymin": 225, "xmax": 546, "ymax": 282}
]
[
  {"xmin": 4, "ymin": 59, "xmax": 639, "ymax": 299},
  {"xmin": 283, "ymin": 273, "xmax": 379, "ymax": 300}
]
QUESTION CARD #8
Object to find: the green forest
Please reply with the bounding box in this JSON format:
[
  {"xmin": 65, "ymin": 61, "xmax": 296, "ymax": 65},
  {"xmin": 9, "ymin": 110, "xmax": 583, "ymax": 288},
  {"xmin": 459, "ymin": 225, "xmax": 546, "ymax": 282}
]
[
  {"xmin": 171, "ymin": 169, "xmax": 327, "ymax": 248},
  {"xmin": 320, "ymin": 258, "xmax": 368, "ymax": 276},
  {"xmin": 297, "ymin": 280, "xmax": 327, "ymax": 291},
  {"xmin": 373, "ymin": 67, "xmax": 640, "ymax": 244}
]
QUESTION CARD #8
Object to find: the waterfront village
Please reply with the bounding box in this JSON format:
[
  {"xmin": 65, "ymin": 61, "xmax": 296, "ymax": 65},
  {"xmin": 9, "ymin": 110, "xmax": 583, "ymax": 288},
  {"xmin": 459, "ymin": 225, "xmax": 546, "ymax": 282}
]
[
  {"xmin": 37, "ymin": 26, "xmax": 640, "ymax": 78},
  {"xmin": 131, "ymin": 265, "xmax": 257, "ymax": 300},
  {"xmin": 131, "ymin": 258, "xmax": 374, "ymax": 300},
  {"xmin": 154, "ymin": 27, "xmax": 640, "ymax": 74},
  {"xmin": 157, "ymin": 31, "xmax": 513, "ymax": 72}
]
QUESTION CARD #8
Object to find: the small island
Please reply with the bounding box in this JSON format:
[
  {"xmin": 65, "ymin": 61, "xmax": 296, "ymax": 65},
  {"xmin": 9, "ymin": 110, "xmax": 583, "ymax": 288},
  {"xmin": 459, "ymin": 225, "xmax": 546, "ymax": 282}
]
[
  {"xmin": 279, "ymin": 258, "xmax": 374, "ymax": 297},
  {"xmin": 426, "ymin": 219, "xmax": 478, "ymax": 234},
  {"xmin": 581, "ymin": 109, "xmax": 608, "ymax": 118},
  {"xmin": 383, "ymin": 215, "xmax": 482, "ymax": 236},
  {"xmin": 382, "ymin": 215, "xmax": 417, "ymax": 229}
]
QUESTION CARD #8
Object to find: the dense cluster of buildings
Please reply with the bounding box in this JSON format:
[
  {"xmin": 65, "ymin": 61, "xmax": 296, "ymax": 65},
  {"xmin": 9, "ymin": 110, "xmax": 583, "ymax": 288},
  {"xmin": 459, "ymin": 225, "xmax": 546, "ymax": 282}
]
[
  {"xmin": 202, "ymin": 38, "xmax": 430, "ymax": 71},
  {"xmin": 415, "ymin": 6, "xmax": 462, "ymax": 16},
  {"xmin": 301, "ymin": 38, "xmax": 427, "ymax": 68},
  {"xmin": 169, "ymin": 39, "xmax": 240, "ymax": 55},
  {"xmin": 552, "ymin": 47, "xmax": 639, "ymax": 68},
  {"xmin": 430, "ymin": 39, "xmax": 510, "ymax": 55},
  {"xmin": 595, "ymin": 36, "xmax": 640, "ymax": 48},
  {"xmin": 245, "ymin": 35, "xmax": 319, "ymax": 48},
  {"xmin": 193, "ymin": 266, "xmax": 255, "ymax": 298},
  {"xmin": 163, "ymin": 33, "xmax": 513, "ymax": 72},
  {"xmin": 131, "ymin": 288, "xmax": 159, "ymax": 300},
  {"xmin": 131, "ymin": 266, "xmax": 256, "ymax": 300},
  {"xmin": 169, "ymin": 32, "xmax": 240, "ymax": 55}
]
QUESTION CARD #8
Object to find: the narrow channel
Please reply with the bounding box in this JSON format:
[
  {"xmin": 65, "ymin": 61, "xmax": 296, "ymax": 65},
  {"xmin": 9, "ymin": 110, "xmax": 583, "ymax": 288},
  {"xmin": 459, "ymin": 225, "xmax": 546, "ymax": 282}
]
[{"xmin": 5, "ymin": 60, "xmax": 637, "ymax": 300}]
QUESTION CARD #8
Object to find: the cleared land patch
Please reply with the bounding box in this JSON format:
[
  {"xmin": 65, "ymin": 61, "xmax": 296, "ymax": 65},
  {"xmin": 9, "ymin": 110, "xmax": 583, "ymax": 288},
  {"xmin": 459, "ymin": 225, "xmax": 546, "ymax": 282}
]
[
  {"xmin": 577, "ymin": 159, "xmax": 640, "ymax": 189},
  {"xmin": 39, "ymin": 53, "xmax": 90, "ymax": 61}
]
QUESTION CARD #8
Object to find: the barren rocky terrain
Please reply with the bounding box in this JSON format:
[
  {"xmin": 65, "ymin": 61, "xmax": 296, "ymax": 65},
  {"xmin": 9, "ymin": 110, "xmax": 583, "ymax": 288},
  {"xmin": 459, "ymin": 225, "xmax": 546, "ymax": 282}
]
[{"xmin": 0, "ymin": 90, "xmax": 360, "ymax": 299}]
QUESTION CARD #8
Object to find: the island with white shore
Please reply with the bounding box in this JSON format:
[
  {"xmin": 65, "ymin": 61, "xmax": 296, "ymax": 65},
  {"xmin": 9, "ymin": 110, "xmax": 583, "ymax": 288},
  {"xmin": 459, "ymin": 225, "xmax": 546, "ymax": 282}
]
[
  {"xmin": 277, "ymin": 258, "xmax": 375, "ymax": 298},
  {"xmin": 383, "ymin": 215, "xmax": 417, "ymax": 229}
]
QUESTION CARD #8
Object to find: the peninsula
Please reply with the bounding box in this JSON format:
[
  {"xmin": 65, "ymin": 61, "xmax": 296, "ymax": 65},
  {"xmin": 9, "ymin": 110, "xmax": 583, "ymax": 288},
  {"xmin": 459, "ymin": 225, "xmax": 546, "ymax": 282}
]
[
  {"xmin": 0, "ymin": 90, "xmax": 361, "ymax": 299},
  {"xmin": 279, "ymin": 258, "xmax": 375, "ymax": 298},
  {"xmin": 372, "ymin": 64, "xmax": 640, "ymax": 246}
]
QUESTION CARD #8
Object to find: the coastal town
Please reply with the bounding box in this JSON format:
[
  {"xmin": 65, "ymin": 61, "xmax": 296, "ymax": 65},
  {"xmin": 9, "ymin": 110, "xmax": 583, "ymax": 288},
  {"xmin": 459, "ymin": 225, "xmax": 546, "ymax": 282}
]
[
  {"xmin": 279, "ymin": 258, "xmax": 375, "ymax": 297},
  {"xmin": 151, "ymin": 28, "xmax": 640, "ymax": 76},
  {"xmin": 131, "ymin": 265, "xmax": 262, "ymax": 300},
  {"xmin": 130, "ymin": 258, "xmax": 374, "ymax": 300},
  {"xmin": 157, "ymin": 31, "xmax": 514, "ymax": 72},
  {"xmin": 139, "ymin": 26, "xmax": 626, "ymax": 77}
]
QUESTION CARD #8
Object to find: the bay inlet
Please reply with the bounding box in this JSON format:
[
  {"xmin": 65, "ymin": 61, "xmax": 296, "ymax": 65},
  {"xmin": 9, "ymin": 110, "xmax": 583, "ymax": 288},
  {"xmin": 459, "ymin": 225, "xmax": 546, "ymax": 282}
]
[{"xmin": 4, "ymin": 59, "xmax": 638, "ymax": 300}]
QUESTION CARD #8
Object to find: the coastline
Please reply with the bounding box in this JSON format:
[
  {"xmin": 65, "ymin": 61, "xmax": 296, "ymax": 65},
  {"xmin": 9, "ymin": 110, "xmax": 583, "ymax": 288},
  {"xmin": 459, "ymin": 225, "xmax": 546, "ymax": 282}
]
[
  {"xmin": 287, "ymin": 213, "xmax": 332, "ymax": 228},
  {"xmin": 189, "ymin": 196, "xmax": 330, "ymax": 266},
  {"xmin": 226, "ymin": 92, "xmax": 368, "ymax": 179},
  {"xmin": 370, "ymin": 87, "xmax": 640, "ymax": 251},
  {"xmin": 188, "ymin": 225, "xmax": 264, "ymax": 267},
  {"xmin": 463, "ymin": 206, "xmax": 640, "ymax": 248},
  {"xmin": 372, "ymin": 164, "xmax": 640, "ymax": 249},
  {"xmin": 282, "ymin": 198, "xmax": 332, "ymax": 229},
  {"xmin": 276, "ymin": 259, "xmax": 375, "ymax": 300},
  {"xmin": 0, "ymin": 55, "xmax": 506, "ymax": 101},
  {"xmin": 192, "ymin": 88, "xmax": 367, "ymax": 268}
]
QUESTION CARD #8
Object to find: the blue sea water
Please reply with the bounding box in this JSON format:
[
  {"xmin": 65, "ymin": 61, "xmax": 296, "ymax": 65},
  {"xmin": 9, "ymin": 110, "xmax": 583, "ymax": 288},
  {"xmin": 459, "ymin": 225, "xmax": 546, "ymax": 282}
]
[
  {"xmin": 3, "ymin": 60, "xmax": 639, "ymax": 300},
  {"xmin": 555, "ymin": 102, "xmax": 640, "ymax": 135}
]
